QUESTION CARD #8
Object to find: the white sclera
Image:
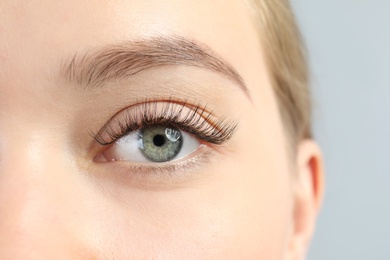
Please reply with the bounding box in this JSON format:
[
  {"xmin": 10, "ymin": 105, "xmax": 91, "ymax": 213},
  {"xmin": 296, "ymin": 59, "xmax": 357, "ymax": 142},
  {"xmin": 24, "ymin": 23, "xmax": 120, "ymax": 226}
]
[{"xmin": 106, "ymin": 129, "xmax": 200, "ymax": 162}]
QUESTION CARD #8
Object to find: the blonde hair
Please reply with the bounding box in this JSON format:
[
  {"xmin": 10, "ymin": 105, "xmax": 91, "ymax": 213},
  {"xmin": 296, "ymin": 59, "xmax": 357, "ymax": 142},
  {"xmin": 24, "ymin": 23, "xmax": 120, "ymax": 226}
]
[{"xmin": 248, "ymin": 0, "xmax": 311, "ymax": 145}]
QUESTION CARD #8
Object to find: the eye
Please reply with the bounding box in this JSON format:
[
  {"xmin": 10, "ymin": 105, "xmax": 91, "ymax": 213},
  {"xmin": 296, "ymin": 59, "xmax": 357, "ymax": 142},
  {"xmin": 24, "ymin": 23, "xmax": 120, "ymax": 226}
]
[
  {"xmin": 91, "ymin": 100, "xmax": 238, "ymax": 168},
  {"xmin": 95, "ymin": 125, "xmax": 201, "ymax": 163}
]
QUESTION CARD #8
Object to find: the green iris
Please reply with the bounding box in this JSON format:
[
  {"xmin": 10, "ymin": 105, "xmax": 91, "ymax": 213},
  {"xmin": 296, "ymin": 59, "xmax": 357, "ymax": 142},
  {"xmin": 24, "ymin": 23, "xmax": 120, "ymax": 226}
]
[{"xmin": 140, "ymin": 125, "xmax": 183, "ymax": 162}]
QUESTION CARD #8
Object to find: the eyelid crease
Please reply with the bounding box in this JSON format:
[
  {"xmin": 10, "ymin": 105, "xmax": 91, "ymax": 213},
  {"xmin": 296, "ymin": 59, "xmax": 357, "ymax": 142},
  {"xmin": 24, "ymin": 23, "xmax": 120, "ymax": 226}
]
[{"xmin": 91, "ymin": 98, "xmax": 238, "ymax": 147}]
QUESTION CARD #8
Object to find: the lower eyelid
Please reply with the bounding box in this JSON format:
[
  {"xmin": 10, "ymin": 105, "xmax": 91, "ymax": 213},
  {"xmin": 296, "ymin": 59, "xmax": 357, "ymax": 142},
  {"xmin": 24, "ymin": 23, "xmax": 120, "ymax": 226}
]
[{"xmin": 91, "ymin": 148, "xmax": 216, "ymax": 189}]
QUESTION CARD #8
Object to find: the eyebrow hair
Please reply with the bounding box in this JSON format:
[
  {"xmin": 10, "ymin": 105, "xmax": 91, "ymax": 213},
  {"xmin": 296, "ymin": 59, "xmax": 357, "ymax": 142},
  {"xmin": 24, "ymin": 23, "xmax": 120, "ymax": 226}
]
[{"xmin": 60, "ymin": 35, "xmax": 249, "ymax": 96}]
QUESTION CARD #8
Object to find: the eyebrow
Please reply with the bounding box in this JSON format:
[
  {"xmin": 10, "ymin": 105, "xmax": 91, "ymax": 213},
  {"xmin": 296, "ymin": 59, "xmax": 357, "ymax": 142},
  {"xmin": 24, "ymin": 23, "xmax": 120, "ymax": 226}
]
[{"xmin": 60, "ymin": 35, "xmax": 249, "ymax": 96}]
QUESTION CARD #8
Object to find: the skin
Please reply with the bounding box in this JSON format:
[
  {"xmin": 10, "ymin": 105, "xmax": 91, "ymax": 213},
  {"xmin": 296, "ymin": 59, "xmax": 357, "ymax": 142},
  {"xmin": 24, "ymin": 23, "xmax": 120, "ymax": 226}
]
[{"xmin": 0, "ymin": 0, "xmax": 323, "ymax": 259}]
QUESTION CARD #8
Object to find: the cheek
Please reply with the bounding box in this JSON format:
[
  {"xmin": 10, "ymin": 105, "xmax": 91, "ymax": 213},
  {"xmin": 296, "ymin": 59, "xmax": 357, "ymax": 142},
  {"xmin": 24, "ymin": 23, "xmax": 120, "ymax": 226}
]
[
  {"xmin": 213, "ymin": 126, "xmax": 294, "ymax": 258},
  {"xmin": 203, "ymin": 79, "xmax": 296, "ymax": 257},
  {"xmin": 82, "ymin": 170, "xmax": 293, "ymax": 259}
]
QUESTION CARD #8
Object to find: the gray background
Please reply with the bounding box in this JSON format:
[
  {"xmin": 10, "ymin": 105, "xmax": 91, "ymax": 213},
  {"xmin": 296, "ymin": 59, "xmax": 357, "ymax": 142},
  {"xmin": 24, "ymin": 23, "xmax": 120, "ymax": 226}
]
[{"xmin": 290, "ymin": 1, "xmax": 390, "ymax": 259}]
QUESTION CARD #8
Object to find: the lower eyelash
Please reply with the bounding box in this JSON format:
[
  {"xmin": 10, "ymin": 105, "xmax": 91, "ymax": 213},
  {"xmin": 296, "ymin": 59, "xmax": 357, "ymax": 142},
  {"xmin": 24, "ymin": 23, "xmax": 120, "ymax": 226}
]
[
  {"xmin": 104, "ymin": 149, "xmax": 215, "ymax": 188},
  {"xmin": 93, "ymin": 98, "xmax": 238, "ymax": 146}
]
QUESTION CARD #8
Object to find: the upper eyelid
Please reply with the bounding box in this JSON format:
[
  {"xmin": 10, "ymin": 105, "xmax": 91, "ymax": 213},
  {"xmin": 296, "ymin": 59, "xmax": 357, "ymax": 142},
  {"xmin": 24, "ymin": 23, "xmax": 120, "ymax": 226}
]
[
  {"xmin": 91, "ymin": 99, "xmax": 237, "ymax": 146},
  {"xmin": 92, "ymin": 99, "xmax": 210, "ymax": 144}
]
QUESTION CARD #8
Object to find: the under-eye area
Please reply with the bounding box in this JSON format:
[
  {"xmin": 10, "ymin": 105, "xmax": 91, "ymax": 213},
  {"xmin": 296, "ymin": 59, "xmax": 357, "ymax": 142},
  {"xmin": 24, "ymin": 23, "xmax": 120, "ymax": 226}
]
[{"xmin": 92, "ymin": 99, "xmax": 238, "ymax": 166}]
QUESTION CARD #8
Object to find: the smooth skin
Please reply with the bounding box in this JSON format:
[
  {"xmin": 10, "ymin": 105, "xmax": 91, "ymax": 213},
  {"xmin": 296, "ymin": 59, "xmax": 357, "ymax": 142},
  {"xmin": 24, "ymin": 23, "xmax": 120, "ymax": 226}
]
[{"xmin": 0, "ymin": 0, "xmax": 323, "ymax": 259}]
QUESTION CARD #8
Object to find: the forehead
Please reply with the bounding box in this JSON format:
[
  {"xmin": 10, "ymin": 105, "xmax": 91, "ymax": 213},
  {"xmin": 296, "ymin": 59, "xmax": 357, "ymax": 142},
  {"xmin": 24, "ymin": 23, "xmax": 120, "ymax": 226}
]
[{"xmin": 0, "ymin": 0, "xmax": 262, "ymax": 84}]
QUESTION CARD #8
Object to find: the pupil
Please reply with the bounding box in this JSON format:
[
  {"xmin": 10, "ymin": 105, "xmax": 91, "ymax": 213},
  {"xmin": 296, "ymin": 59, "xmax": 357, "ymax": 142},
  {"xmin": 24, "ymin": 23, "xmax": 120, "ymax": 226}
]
[{"xmin": 153, "ymin": 134, "xmax": 165, "ymax": 147}]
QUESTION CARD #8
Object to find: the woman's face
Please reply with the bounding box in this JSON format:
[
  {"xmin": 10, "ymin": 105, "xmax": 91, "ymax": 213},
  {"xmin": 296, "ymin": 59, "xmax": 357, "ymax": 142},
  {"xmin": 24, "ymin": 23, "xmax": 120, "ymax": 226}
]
[{"xmin": 0, "ymin": 0, "xmax": 322, "ymax": 259}]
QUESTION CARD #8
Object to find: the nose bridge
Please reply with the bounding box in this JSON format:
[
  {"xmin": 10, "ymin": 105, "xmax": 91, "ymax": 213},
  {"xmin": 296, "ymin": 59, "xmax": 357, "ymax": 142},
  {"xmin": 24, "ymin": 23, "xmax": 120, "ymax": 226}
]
[{"xmin": 0, "ymin": 130, "xmax": 74, "ymax": 256}]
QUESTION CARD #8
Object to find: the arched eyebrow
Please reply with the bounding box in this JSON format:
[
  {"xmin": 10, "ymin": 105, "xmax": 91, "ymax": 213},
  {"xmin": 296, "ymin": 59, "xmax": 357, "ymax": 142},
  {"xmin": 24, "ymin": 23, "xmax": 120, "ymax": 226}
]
[{"xmin": 59, "ymin": 35, "xmax": 249, "ymax": 97}]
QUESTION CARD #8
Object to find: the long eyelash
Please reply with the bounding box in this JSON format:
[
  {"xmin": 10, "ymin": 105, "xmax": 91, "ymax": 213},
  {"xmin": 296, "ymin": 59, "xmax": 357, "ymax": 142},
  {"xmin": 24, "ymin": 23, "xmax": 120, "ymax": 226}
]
[{"xmin": 93, "ymin": 99, "xmax": 238, "ymax": 146}]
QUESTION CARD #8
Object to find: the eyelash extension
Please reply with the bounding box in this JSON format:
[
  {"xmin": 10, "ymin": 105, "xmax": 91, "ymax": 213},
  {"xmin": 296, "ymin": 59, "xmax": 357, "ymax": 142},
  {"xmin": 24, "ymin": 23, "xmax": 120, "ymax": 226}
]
[{"xmin": 93, "ymin": 99, "xmax": 238, "ymax": 146}]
